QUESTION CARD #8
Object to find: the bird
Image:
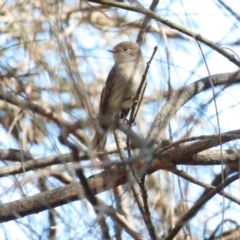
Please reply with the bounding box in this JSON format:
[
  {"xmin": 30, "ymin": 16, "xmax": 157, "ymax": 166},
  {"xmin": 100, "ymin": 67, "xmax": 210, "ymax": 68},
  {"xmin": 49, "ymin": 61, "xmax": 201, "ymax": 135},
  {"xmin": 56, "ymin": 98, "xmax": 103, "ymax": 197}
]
[{"xmin": 92, "ymin": 41, "xmax": 144, "ymax": 151}]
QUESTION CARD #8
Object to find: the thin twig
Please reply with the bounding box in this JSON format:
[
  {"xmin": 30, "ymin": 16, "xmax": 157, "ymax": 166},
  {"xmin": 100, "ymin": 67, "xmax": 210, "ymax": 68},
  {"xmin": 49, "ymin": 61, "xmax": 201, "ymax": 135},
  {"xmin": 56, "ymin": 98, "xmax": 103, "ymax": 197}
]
[
  {"xmin": 59, "ymin": 128, "xmax": 110, "ymax": 239},
  {"xmin": 113, "ymin": 129, "xmax": 145, "ymax": 213},
  {"xmin": 171, "ymin": 169, "xmax": 240, "ymax": 207},
  {"xmin": 113, "ymin": 128, "xmax": 159, "ymax": 239},
  {"xmin": 87, "ymin": 0, "xmax": 240, "ymax": 67},
  {"xmin": 132, "ymin": 82, "xmax": 147, "ymax": 122},
  {"xmin": 197, "ymin": 40, "xmax": 225, "ymax": 238},
  {"xmin": 124, "ymin": 44, "xmax": 158, "ymax": 240},
  {"xmin": 157, "ymin": 131, "xmax": 240, "ymax": 155},
  {"xmin": 136, "ymin": 0, "xmax": 159, "ymax": 45},
  {"xmin": 165, "ymin": 171, "xmax": 240, "ymax": 240},
  {"xmin": 113, "ymin": 186, "xmax": 123, "ymax": 240},
  {"xmin": 128, "ymin": 45, "xmax": 158, "ymax": 126},
  {"xmin": 97, "ymin": 198, "xmax": 145, "ymax": 240},
  {"xmin": 217, "ymin": 0, "xmax": 240, "ymax": 21},
  {"xmin": 139, "ymin": 174, "xmax": 159, "ymax": 240}
]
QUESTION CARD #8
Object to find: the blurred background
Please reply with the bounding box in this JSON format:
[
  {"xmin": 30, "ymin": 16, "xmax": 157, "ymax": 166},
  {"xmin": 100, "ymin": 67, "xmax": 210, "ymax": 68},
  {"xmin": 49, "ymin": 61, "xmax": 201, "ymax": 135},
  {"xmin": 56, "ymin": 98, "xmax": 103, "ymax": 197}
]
[{"xmin": 0, "ymin": 0, "xmax": 239, "ymax": 239}]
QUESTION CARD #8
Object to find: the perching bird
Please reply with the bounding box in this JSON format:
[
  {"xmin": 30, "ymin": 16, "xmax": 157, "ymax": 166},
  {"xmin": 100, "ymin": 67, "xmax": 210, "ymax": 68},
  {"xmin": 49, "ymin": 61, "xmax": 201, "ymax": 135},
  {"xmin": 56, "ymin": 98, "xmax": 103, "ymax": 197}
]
[{"xmin": 92, "ymin": 41, "xmax": 144, "ymax": 150}]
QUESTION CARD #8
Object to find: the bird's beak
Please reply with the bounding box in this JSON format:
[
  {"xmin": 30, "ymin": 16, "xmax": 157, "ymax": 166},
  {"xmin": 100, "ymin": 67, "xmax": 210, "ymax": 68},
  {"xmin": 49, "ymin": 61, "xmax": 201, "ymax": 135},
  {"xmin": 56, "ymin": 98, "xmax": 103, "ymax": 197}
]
[{"xmin": 108, "ymin": 49, "xmax": 118, "ymax": 53}]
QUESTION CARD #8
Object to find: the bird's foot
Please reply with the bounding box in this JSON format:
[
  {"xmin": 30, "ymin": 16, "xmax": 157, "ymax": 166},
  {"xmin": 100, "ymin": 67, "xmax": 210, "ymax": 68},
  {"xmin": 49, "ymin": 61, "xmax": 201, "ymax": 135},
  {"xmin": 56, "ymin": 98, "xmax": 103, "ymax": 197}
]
[
  {"xmin": 123, "ymin": 117, "xmax": 136, "ymax": 126},
  {"xmin": 130, "ymin": 95, "xmax": 138, "ymax": 103}
]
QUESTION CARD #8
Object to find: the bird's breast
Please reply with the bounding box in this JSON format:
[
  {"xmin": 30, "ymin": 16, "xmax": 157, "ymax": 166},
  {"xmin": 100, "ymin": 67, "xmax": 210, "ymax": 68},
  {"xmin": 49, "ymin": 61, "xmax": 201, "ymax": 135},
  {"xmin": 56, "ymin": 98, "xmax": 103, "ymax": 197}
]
[{"xmin": 107, "ymin": 62, "xmax": 144, "ymax": 112}]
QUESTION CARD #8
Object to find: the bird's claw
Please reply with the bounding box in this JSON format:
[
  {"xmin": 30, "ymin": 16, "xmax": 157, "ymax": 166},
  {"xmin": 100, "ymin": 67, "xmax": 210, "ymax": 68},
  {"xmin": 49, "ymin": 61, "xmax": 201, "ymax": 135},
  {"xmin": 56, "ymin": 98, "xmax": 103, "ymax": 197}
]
[
  {"xmin": 130, "ymin": 96, "xmax": 138, "ymax": 103},
  {"xmin": 123, "ymin": 117, "xmax": 136, "ymax": 126}
]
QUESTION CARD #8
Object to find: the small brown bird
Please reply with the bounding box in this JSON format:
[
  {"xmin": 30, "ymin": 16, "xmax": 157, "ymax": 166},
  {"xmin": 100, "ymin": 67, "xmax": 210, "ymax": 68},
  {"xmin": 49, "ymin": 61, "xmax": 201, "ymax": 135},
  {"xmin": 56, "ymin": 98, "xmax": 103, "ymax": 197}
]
[{"xmin": 92, "ymin": 41, "xmax": 144, "ymax": 150}]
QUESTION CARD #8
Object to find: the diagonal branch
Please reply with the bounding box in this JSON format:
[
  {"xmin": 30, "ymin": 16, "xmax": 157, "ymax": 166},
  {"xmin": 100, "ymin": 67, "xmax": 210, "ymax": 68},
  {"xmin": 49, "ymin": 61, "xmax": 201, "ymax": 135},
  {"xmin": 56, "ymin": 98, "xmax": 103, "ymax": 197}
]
[
  {"xmin": 147, "ymin": 71, "xmax": 240, "ymax": 148},
  {"xmin": 87, "ymin": 0, "xmax": 240, "ymax": 67},
  {"xmin": 136, "ymin": 0, "xmax": 159, "ymax": 45},
  {"xmin": 59, "ymin": 129, "xmax": 110, "ymax": 239},
  {"xmin": 171, "ymin": 169, "xmax": 240, "ymax": 206},
  {"xmin": 165, "ymin": 173, "xmax": 240, "ymax": 240}
]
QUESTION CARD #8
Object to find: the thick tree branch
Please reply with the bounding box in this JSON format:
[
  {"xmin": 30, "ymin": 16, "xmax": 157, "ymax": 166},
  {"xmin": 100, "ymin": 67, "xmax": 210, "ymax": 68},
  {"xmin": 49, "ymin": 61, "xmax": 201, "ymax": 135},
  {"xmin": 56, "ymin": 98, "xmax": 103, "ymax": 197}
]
[
  {"xmin": 1, "ymin": 72, "xmax": 239, "ymax": 151},
  {"xmin": 1, "ymin": 143, "xmax": 240, "ymax": 223},
  {"xmin": 147, "ymin": 71, "xmax": 240, "ymax": 147},
  {"xmin": 0, "ymin": 89, "xmax": 63, "ymax": 125},
  {"xmin": 59, "ymin": 129, "xmax": 110, "ymax": 239},
  {"xmin": 0, "ymin": 129, "xmax": 239, "ymax": 177},
  {"xmin": 0, "ymin": 72, "xmax": 240, "ymax": 226}
]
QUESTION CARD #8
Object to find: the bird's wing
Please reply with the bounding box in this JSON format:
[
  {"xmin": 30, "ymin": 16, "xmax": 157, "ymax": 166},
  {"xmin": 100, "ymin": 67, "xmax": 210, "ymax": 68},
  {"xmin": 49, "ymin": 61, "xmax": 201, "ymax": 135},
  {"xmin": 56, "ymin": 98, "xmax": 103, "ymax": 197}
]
[{"xmin": 99, "ymin": 65, "xmax": 117, "ymax": 115}]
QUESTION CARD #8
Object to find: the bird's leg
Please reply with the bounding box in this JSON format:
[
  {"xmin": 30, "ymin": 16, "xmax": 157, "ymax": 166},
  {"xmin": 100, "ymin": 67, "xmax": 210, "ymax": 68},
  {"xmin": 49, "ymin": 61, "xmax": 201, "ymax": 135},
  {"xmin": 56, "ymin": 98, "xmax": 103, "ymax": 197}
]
[
  {"xmin": 130, "ymin": 95, "xmax": 138, "ymax": 103},
  {"xmin": 120, "ymin": 108, "xmax": 136, "ymax": 126},
  {"xmin": 120, "ymin": 109, "xmax": 129, "ymax": 124},
  {"xmin": 120, "ymin": 109, "xmax": 129, "ymax": 122}
]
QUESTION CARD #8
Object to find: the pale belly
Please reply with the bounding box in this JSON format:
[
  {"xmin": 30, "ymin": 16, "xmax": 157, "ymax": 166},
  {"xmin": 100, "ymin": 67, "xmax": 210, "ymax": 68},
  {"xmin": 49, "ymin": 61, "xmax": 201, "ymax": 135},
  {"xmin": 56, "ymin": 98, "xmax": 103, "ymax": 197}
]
[{"xmin": 107, "ymin": 67, "xmax": 143, "ymax": 114}]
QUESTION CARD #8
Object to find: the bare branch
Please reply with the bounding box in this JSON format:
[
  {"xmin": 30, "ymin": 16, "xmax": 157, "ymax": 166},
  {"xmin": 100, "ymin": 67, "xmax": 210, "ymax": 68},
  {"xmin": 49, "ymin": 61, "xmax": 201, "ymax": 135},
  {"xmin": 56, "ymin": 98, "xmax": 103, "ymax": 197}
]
[
  {"xmin": 165, "ymin": 173, "xmax": 240, "ymax": 240},
  {"xmin": 87, "ymin": 0, "xmax": 240, "ymax": 67},
  {"xmin": 147, "ymin": 71, "xmax": 240, "ymax": 148},
  {"xmin": 136, "ymin": 0, "xmax": 159, "ymax": 45}
]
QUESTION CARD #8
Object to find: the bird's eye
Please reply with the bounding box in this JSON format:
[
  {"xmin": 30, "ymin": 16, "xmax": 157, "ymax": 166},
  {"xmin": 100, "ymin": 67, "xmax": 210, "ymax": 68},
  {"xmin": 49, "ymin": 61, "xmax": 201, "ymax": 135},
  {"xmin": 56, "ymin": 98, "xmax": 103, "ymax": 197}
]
[{"xmin": 123, "ymin": 47, "xmax": 128, "ymax": 51}]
